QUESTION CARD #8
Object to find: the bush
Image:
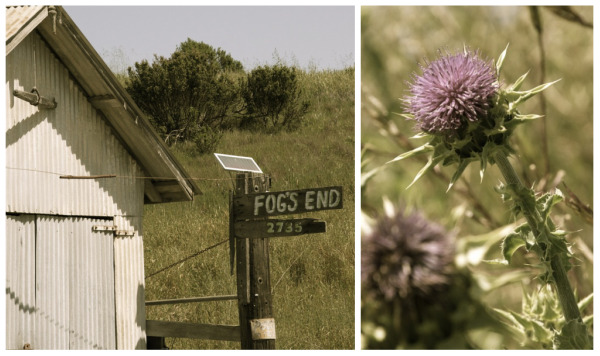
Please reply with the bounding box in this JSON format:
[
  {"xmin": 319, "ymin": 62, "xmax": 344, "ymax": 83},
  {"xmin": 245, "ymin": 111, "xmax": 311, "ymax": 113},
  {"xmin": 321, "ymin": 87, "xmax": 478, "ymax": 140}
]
[
  {"xmin": 241, "ymin": 64, "xmax": 309, "ymax": 132},
  {"xmin": 126, "ymin": 39, "xmax": 244, "ymax": 146},
  {"xmin": 192, "ymin": 125, "xmax": 222, "ymax": 155}
]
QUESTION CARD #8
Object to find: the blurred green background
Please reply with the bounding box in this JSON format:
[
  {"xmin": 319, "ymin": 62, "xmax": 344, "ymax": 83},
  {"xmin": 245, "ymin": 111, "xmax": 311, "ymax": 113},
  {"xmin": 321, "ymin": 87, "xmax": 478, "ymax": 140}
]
[{"xmin": 361, "ymin": 6, "xmax": 592, "ymax": 349}]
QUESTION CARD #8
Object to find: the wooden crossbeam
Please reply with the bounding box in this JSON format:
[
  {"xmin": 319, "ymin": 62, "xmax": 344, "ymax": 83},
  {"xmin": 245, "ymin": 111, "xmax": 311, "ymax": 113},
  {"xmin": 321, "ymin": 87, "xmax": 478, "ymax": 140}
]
[{"xmin": 145, "ymin": 295, "xmax": 237, "ymax": 306}]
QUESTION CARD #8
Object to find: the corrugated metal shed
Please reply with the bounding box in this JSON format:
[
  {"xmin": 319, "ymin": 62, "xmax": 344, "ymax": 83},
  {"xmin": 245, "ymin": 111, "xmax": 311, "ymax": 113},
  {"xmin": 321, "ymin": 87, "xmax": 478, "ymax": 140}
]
[
  {"xmin": 6, "ymin": 5, "xmax": 201, "ymax": 203},
  {"xmin": 6, "ymin": 31, "xmax": 145, "ymax": 216},
  {"xmin": 5, "ymin": 5, "xmax": 200, "ymax": 350}
]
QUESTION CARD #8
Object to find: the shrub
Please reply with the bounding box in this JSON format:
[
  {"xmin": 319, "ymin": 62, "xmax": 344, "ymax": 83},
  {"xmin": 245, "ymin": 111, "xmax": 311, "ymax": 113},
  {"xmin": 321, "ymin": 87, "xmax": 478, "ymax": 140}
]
[
  {"xmin": 192, "ymin": 125, "xmax": 222, "ymax": 155},
  {"xmin": 241, "ymin": 64, "xmax": 309, "ymax": 132},
  {"xmin": 126, "ymin": 39, "xmax": 244, "ymax": 146}
]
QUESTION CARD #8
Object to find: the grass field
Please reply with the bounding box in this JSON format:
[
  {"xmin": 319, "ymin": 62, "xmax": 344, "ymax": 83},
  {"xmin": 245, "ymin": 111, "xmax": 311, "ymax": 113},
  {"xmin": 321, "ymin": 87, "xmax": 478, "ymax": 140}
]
[{"xmin": 142, "ymin": 67, "xmax": 355, "ymax": 349}]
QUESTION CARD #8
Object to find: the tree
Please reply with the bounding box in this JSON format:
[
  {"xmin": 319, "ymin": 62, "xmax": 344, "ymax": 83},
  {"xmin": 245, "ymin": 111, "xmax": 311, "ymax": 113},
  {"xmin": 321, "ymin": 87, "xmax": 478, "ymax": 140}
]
[
  {"xmin": 241, "ymin": 64, "xmax": 309, "ymax": 132},
  {"xmin": 126, "ymin": 39, "xmax": 244, "ymax": 151}
]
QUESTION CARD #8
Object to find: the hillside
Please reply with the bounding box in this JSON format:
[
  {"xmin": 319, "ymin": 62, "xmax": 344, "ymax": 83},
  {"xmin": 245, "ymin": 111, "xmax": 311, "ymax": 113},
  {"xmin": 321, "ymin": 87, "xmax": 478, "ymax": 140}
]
[{"xmin": 142, "ymin": 67, "xmax": 355, "ymax": 349}]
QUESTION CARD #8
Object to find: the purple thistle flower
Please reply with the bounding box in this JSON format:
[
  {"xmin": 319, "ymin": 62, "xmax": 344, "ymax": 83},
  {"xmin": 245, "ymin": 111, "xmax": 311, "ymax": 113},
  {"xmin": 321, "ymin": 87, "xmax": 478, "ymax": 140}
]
[
  {"xmin": 361, "ymin": 204, "xmax": 454, "ymax": 302},
  {"xmin": 406, "ymin": 50, "xmax": 499, "ymax": 133}
]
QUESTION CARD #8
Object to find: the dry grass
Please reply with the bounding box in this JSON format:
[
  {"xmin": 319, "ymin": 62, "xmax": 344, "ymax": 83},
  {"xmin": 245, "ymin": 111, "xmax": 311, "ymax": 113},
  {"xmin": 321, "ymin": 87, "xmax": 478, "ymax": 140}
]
[{"xmin": 143, "ymin": 67, "xmax": 355, "ymax": 349}]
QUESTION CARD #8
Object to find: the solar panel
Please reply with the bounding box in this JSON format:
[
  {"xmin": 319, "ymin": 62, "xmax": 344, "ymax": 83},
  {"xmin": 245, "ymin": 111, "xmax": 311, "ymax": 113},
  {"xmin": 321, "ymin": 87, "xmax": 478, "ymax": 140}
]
[{"xmin": 214, "ymin": 153, "xmax": 263, "ymax": 173}]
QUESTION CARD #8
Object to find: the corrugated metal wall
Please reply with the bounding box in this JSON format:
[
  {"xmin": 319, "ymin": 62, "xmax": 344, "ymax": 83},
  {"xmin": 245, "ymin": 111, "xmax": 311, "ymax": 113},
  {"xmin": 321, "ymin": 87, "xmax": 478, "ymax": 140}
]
[
  {"xmin": 6, "ymin": 215, "xmax": 36, "ymax": 350},
  {"xmin": 66, "ymin": 216, "xmax": 117, "ymax": 349},
  {"xmin": 6, "ymin": 31, "xmax": 145, "ymax": 217},
  {"xmin": 113, "ymin": 215, "xmax": 146, "ymax": 349},
  {"xmin": 6, "ymin": 215, "xmax": 118, "ymax": 350},
  {"xmin": 6, "ymin": 30, "xmax": 147, "ymax": 350}
]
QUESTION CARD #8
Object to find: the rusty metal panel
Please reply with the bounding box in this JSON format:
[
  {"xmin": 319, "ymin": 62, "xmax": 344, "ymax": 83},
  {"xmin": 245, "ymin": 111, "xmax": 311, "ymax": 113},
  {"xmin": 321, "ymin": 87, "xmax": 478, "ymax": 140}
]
[
  {"xmin": 6, "ymin": 215, "xmax": 37, "ymax": 350},
  {"xmin": 6, "ymin": 31, "xmax": 145, "ymax": 218},
  {"xmin": 113, "ymin": 215, "xmax": 147, "ymax": 349}
]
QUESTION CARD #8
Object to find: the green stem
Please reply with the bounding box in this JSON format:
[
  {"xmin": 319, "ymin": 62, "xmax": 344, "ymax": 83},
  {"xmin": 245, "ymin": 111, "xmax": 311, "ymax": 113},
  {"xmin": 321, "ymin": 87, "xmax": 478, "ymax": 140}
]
[{"xmin": 493, "ymin": 152, "xmax": 582, "ymax": 323}]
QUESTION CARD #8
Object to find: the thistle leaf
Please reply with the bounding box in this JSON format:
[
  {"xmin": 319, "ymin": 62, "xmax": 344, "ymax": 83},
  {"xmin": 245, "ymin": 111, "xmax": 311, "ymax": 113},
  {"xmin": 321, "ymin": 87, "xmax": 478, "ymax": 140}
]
[
  {"xmin": 537, "ymin": 189, "xmax": 564, "ymax": 222},
  {"xmin": 508, "ymin": 70, "xmax": 530, "ymax": 91},
  {"xmin": 501, "ymin": 232, "xmax": 527, "ymax": 264},
  {"xmin": 501, "ymin": 90, "xmax": 523, "ymax": 102},
  {"xmin": 583, "ymin": 315, "xmax": 593, "ymax": 328},
  {"xmin": 577, "ymin": 292, "xmax": 593, "ymax": 313},
  {"xmin": 502, "ymin": 235, "xmax": 526, "ymax": 264},
  {"xmin": 530, "ymin": 319, "xmax": 553, "ymax": 343},
  {"xmin": 514, "ymin": 113, "xmax": 544, "ymax": 121},
  {"xmin": 479, "ymin": 142, "xmax": 495, "ymax": 182},
  {"xmin": 406, "ymin": 154, "xmax": 444, "ymax": 189},
  {"xmin": 496, "ymin": 43, "xmax": 510, "ymax": 77},
  {"xmin": 479, "ymin": 163, "xmax": 486, "ymax": 182},
  {"xmin": 547, "ymin": 231, "xmax": 571, "ymax": 258},
  {"xmin": 554, "ymin": 319, "xmax": 592, "ymax": 349},
  {"xmin": 410, "ymin": 131, "xmax": 429, "ymax": 139},
  {"xmin": 483, "ymin": 259, "xmax": 509, "ymax": 265},
  {"xmin": 508, "ymin": 310, "xmax": 533, "ymax": 330},
  {"xmin": 447, "ymin": 159, "xmax": 470, "ymax": 192},
  {"xmin": 361, "ymin": 166, "xmax": 382, "ymax": 187},
  {"xmin": 501, "ymin": 223, "xmax": 534, "ymax": 263},
  {"xmin": 491, "ymin": 308, "xmax": 525, "ymax": 335},
  {"xmin": 387, "ymin": 143, "xmax": 433, "ymax": 164},
  {"xmin": 511, "ymin": 79, "xmax": 561, "ymax": 110},
  {"xmin": 490, "ymin": 270, "xmax": 532, "ymax": 290},
  {"xmin": 396, "ymin": 113, "xmax": 415, "ymax": 121}
]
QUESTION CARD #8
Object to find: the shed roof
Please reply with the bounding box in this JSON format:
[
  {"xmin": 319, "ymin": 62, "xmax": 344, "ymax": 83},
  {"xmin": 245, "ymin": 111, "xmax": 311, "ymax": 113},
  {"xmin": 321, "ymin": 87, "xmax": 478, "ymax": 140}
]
[{"xmin": 6, "ymin": 6, "xmax": 201, "ymax": 203}]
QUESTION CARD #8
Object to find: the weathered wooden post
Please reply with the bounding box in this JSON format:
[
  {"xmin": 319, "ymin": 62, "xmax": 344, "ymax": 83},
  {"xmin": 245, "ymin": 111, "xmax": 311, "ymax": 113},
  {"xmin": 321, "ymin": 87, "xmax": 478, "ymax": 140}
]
[
  {"xmin": 221, "ymin": 152, "xmax": 343, "ymax": 349},
  {"xmin": 233, "ymin": 172, "xmax": 275, "ymax": 349}
]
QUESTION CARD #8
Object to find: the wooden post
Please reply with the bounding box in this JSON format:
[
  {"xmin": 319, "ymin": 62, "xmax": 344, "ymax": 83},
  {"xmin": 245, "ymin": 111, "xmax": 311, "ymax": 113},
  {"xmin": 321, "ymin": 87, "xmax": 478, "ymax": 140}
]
[
  {"xmin": 234, "ymin": 172, "xmax": 275, "ymax": 349},
  {"xmin": 146, "ymin": 336, "xmax": 169, "ymax": 350}
]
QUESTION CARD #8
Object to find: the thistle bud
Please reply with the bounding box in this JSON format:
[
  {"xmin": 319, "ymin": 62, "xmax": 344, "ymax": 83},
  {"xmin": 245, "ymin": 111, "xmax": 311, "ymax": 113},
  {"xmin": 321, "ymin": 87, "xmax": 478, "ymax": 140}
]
[{"xmin": 361, "ymin": 201, "xmax": 454, "ymax": 302}]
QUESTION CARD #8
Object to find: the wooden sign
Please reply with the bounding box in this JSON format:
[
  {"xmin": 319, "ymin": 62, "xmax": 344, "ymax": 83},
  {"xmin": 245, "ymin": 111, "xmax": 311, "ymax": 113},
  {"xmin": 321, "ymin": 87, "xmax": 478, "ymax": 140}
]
[
  {"xmin": 233, "ymin": 186, "xmax": 343, "ymax": 219},
  {"xmin": 234, "ymin": 218, "xmax": 326, "ymax": 239}
]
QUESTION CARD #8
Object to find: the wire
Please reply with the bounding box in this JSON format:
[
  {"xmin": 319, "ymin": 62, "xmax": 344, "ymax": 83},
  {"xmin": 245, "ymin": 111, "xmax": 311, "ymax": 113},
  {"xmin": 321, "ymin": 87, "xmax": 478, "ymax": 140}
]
[
  {"xmin": 145, "ymin": 238, "xmax": 228, "ymax": 279},
  {"xmin": 6, "ymin": 166, "xmax": 236, "ymax": 182}
]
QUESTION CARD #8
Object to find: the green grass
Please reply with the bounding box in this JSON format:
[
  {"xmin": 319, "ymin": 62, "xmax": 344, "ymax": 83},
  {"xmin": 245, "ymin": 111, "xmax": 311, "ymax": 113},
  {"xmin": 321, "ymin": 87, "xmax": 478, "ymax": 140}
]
[{"xmin": 143, "ymin": 67, "xmax": 355, "ymax": 349}]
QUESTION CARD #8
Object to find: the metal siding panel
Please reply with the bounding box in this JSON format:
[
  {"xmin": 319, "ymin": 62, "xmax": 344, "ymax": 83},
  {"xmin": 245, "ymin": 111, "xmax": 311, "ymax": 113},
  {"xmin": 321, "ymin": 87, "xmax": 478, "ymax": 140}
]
[
  {"xmin": 6, "ymin": 31, "xmax": 145, "ymax": 218},
  {"xmin": 35, "ymin": 215, "xmax": 70, "ymax": 349},
  {"xmin": 28, "ymin": 215, "xmax": 117, "ymax": 350},
  {"xmin": 69, "ymin": 217, "xmax": 116, "ymax": 350},
  {"xmin": 6, "ymin": 215, "xmax": 37, "ymax": 350},
  {"xmin": 113, "ymin": 215, "xmax": 146, "ymax": 349}
]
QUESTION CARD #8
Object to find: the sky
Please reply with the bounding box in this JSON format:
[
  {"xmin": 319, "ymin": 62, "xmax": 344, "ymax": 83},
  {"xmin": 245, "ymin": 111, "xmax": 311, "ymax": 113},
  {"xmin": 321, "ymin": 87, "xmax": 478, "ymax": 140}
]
[{"xmin": 64, "ymin": 5, "xmax": 355, "ymax": 73}]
